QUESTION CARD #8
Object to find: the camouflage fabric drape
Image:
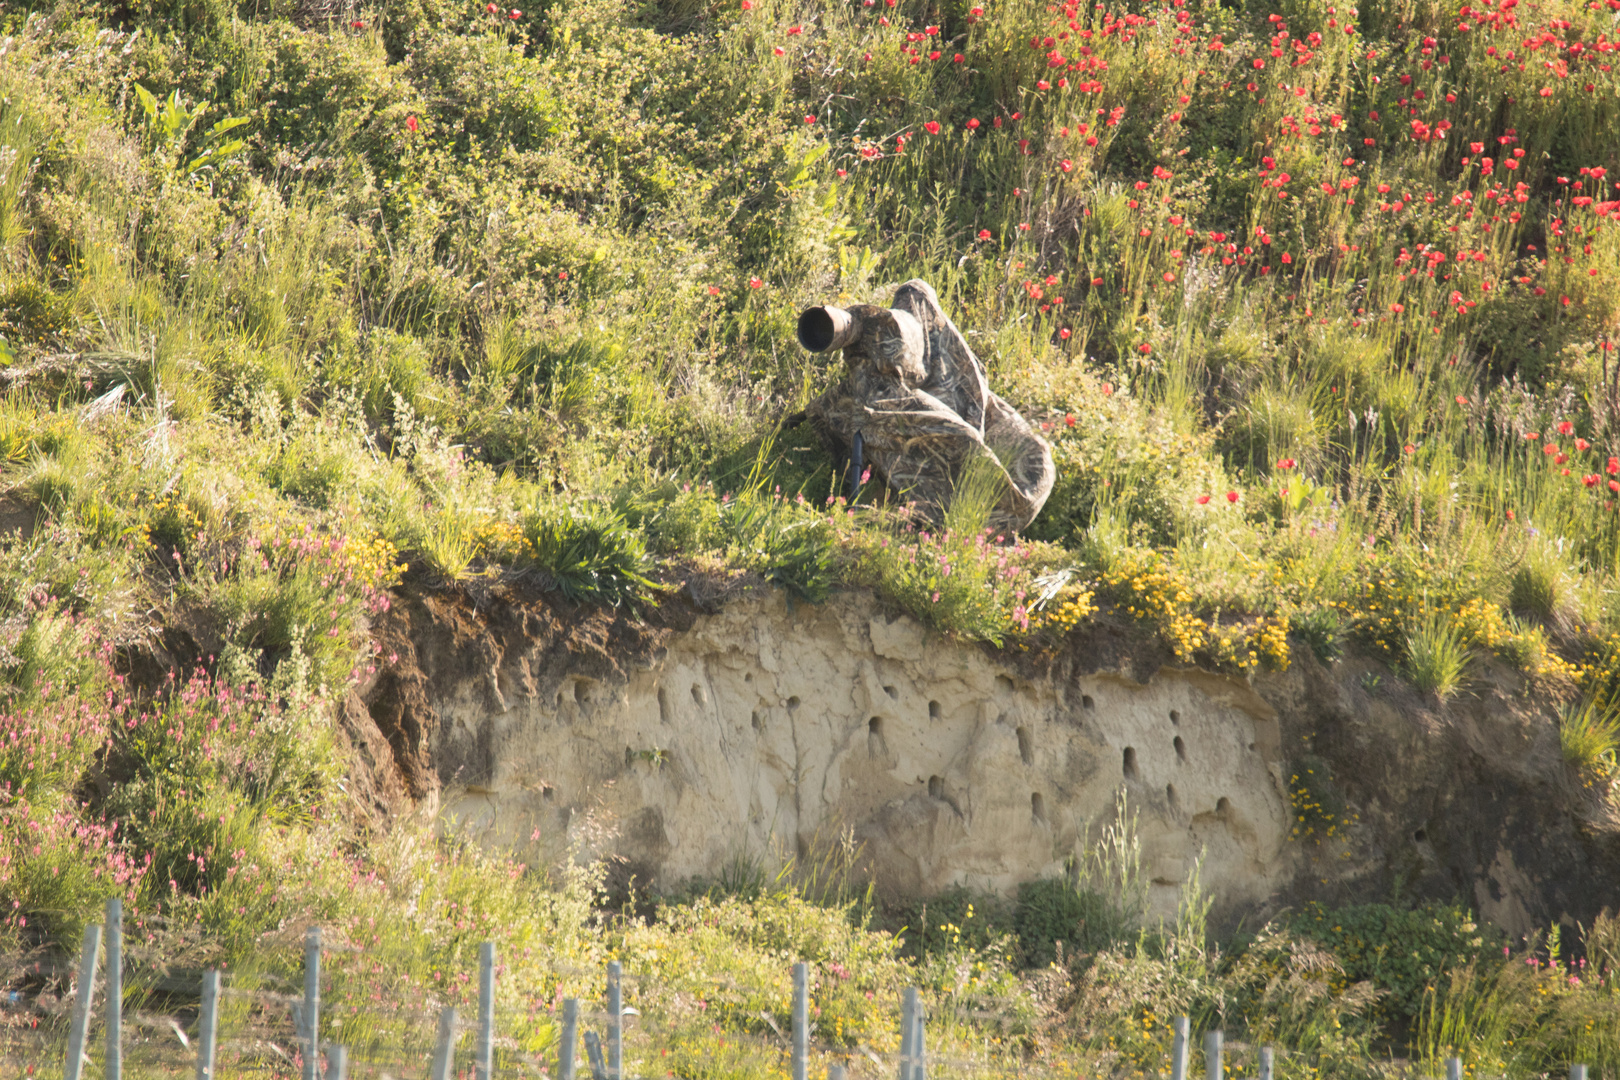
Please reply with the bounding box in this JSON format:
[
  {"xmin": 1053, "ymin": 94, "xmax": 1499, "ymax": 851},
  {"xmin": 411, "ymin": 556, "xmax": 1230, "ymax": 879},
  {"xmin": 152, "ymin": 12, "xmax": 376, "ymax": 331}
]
[{"xmin": 799, "ymin": 280, "xmax": 1055, "ymax": 535}]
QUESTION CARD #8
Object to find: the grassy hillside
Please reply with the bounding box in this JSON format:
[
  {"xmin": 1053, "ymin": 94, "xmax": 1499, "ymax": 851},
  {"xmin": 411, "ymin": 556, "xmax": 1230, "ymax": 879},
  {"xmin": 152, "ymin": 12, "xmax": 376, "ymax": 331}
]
[{"xmin": 0, "ymin": 0, "xmax": 1618, "ymax": 1072}]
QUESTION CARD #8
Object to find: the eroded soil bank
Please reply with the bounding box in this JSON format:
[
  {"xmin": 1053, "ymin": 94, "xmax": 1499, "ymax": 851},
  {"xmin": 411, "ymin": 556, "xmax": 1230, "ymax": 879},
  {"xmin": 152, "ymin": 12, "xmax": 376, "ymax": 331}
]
[{"xmin": 349, "ymin": 580, "xmax": 1620, "ymax": 936}]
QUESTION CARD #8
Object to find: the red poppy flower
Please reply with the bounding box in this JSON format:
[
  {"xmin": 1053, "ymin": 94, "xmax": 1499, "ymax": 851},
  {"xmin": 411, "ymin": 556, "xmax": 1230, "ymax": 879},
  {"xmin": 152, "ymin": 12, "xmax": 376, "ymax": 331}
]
[
  {"xmin": 1138, "ymin": 343, "xmax": 1152, "ymax": 355},
  {"xmin": 748, "ymin": 276, "xmax": 764, "ymax": 289},
  {"xmin": 977, "ymin": 229, "xmax": 991, "ymax": 240},
  {"xmin": 509, "ymin": 8, "xmax": 522, "ymax": 17},
  {"xmin": 924, "ymin": 121, "xmax": 941, "ymax": 135},
  {"xmin": 406, "ymin": 115, "xmax": 419, "ymax": 132},
  {"xmin": 1558, "ymin": 421, "xmax": 1574, "ymax": 435},
  {"xmin": 1584, "ymin": 475, "xmax": 1600, "ymax": 488},
  {"xmin": 1226, "ymin": 491, "xmax": 1239, "ymax": 503},
  {"xmin": 1197, "ymin": 495, "xmax": 1212, "ymax": 505},
  {"xmin": 1065, "ymin": 413, "xmax": 1075, "ymax": 427},
  {"xmin": 1277, "ymin": 458, "xmax": 1296, "ymax": 470},
  {"xmin": 1059, "ymin": 328, "xmax": 1071, "ymax": 340}
]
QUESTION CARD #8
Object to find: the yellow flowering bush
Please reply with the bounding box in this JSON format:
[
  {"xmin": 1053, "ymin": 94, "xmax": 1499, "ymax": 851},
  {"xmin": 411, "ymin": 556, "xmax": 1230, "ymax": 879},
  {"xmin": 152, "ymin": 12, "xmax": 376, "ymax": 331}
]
[{"xmin": 1097, "ymin": 549, "xmax": 1207, "ymax": 660}]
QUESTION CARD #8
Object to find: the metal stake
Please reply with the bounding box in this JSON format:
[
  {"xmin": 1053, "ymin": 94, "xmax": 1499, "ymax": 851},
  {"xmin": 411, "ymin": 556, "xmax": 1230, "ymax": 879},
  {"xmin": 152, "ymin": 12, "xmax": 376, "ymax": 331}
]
[
  {"xmin": 607, "ymin": 960, "xmax": 623, "ymax": 1080},
  {"xmin": 793, "ymin": 962, "xmax": 810, "ymax": 1080},
  {"xmin": 430, "ymin": 1006, "xmax": 457, "ymax": 1080},
  {"xmin": 1171, "ymin": 1016, "xmax": 1189, "ymax": 1080},
  {"xmin": 1259, "ymin": 1047, "xmax": 1274, "ymax": 1080},
  {"xmin": 584, "ymin": 1030, "xmax": 608, "ymax": 1080},
  {"xmin": 912, "ymin": 1000, "xmax": 926, "ymax": 1080},
  {"xmin": 196, "ymin": 969, "xmax": 220, "ymax": 1080},
  {"xmin": 326, "ymin": 1045, "xmax": 347, "ymax": 1080},
  {"xmin": 1204, "ymin": 1030, "xmax": 1223, "ymax": 1080},
  {"xmin": 477, "ymin": 941, "xmax": 496, "ymax": 1080},
  {"xmin": 560, "ymin": 998, "xmax": 580, "ymax": 1080},
  {"xmin": 303, "ymin": 927, "xmax": 322, "ymax": 1080},
  {"xmin": 898, "ymin": 987, "xmax": 919, "ymax": 1080},
  {"xmin": 64, "ymin": 923, "xmax": 102, "ymax": 1080},
  {"xmin": 106, "ymin": 898, "xmax": 122, "ymax": 1080}
]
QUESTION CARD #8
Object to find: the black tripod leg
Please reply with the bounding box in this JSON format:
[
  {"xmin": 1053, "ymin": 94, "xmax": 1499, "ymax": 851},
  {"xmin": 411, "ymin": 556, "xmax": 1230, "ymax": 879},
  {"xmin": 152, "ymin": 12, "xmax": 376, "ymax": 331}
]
[{"xmin": 847, "ymin": 430, "xmax": 865, "ymax": 501}]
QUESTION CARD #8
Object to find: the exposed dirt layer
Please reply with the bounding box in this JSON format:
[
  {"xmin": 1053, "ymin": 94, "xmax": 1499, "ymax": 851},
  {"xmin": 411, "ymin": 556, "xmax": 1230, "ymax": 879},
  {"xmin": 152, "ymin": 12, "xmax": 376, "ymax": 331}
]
[{"xmin": 358, "ymin": 581, "xmax": 1620, "ymax": 937}]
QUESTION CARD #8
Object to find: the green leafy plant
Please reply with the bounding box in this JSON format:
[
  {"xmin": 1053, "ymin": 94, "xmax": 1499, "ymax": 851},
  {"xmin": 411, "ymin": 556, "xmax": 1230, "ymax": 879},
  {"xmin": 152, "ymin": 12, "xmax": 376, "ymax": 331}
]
[
  {"xmin": 1405, "ymin": 612, "xmax": 1472, "ymax": 702},
  {"xmin": 1292, "ymin": 606, "xmax": 1345, "ymax": 665},
  {"xmin": 720, "ymin": 494, "xmax": 834, "ymax": 601},
  {"xmin": 518, "ymin": 500, "xmax": 661, "ymax": 609},
  {"xmin": 1559, "ymin": 696, "xmax": 1620, "ymax": 785},
  {"xmin": 1289, "ymin": 902, "xmax": 1496, "ymax": 1024}
]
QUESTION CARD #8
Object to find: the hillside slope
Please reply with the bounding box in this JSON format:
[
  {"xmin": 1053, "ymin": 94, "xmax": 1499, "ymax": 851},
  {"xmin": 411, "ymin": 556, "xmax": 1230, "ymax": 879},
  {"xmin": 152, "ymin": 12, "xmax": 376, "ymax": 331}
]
[{"xmin": 0, "ymin": 0, "xmax": 1618, "ymax": 1071}]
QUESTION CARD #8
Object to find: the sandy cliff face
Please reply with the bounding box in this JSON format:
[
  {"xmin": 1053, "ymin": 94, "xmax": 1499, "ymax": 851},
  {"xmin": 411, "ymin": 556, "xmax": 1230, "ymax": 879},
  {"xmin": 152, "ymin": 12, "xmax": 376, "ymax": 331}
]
[{"xmin": 357, "ymin": 581, "xmax": 1620, "ymax": 936}]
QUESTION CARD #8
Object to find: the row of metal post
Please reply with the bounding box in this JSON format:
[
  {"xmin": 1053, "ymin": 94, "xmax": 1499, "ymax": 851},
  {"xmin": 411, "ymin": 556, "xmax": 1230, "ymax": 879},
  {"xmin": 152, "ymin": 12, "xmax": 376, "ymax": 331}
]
[
  {"xmin": 1167, "ymin": 1016, "xmax": 1592, "ymax": 1080},
  {"xmin": 61, "ymin": 912, "xmax": 499, "ymax": 1080},
  {"xmin": 59, "ymin": 919, "xmax": 1598, "ymax": 1080}
]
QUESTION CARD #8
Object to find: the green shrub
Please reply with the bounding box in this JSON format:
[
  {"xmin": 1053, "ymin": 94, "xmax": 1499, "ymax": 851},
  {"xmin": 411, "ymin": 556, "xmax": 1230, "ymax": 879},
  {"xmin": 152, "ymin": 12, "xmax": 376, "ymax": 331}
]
[
  {"xmin": 1287, "ymin": 755, "xmax": 1356, "ymax": 845},
  {"xmin": 1559, "ymin": 697, "xmax": 1620, "ymax": 785},
  {"xmin": 1509, "ymin": 542, "xmax": 1573, "ymax": 626},
  {"xmin": 1013, "ymin": 878, "xmax": 1136, "ymax": 967},
  {"xmin": 0, "ymin": 278, "xmax": 80, "ymax": 348},
  {"xmin": 620, "ymin": 479, "xmax": 727, "ymax": 556},
  {"xmin": 203, "ymin": 524, "xmax": 401, "ymax": 693},
  {"xmin": 720, "ymin": 493, "xmax": 834, "ymax": 602},
  {"xmin": 1222, "ymin": 924, "xmax": 1383, "ymax": 1059},
  {"xmin": 1289, "ymin": 902, "xmax": 1497, "ymax": 1024},
  {"xmin": 518, "ymin": 500, "xmax": 661, "ymax": 609},
  {"xmin": 0, "ymin": 798, "xmax": 141, "ymax": 946},
  {"xmin": 1404, "ymin": 612, "xmax": 1471, "ymax": 702},
  {"xmin": 1292, "ymin": 606, "xmax": 1345, "ymax": 665}
]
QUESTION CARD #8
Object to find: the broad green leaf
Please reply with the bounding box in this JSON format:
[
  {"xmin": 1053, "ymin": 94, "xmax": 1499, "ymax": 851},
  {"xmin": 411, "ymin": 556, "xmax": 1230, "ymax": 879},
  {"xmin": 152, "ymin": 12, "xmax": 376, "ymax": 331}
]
[{"xmin": 134, "ymin": 83, "xmax": 158, "ymax": 124}]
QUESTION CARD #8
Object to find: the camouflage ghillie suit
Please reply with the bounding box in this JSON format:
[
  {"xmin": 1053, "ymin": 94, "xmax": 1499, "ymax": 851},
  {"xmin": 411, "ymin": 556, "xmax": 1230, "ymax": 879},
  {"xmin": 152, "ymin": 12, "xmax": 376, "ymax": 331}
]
[{"xmin": 795, "ymin": 279, "xmax": 1055, "ymax": 535}]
